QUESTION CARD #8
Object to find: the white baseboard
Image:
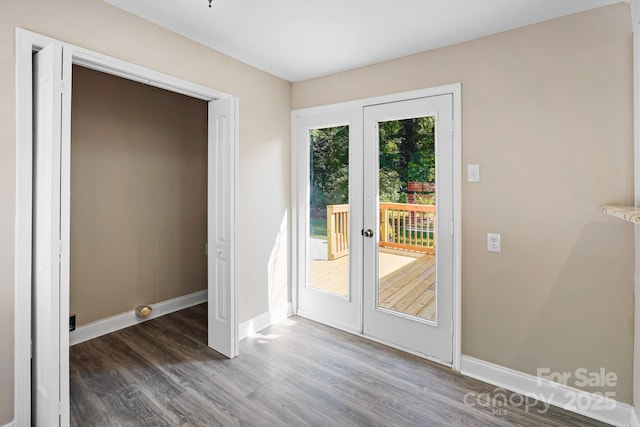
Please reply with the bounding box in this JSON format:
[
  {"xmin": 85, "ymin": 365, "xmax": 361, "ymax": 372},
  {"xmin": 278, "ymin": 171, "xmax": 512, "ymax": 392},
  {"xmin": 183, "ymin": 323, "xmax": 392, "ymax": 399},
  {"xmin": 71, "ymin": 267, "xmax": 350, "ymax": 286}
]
[
  {"xmin": 1, "ymin": 420, "xmax": 14, "ymax": 427},
  {"xmin": 239, "ymin": 302, "xmax": 293, "ymax": 340},
  {"xmin": 631, "ymin": 408, "xmax": 640, "ymax": 427},
  {"xmin": 460, "ymin": 355, "xmax": 632, "ymax": 427},
  {"xmin": 295, "ymin": 310, "xmax": 361, "ymax": 336},
  {"xmin": 70, "ymin": 290, "xmax": 208, "ymax": 345}
]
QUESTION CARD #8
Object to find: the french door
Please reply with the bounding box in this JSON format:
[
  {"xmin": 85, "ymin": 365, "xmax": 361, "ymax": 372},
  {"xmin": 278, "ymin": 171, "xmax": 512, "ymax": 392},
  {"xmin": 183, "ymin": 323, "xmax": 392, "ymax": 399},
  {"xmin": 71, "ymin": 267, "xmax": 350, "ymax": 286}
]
[
  {"xmin": 295, "ymin": 108, "xmax": 364, "ymax": 332},
  {"xmin": 363, "ymin": 95, "xmax": 453, "ymax": 363},
  {"xmin": 296, "ymin": 90, "xmax": 456, "ymax": 365}
]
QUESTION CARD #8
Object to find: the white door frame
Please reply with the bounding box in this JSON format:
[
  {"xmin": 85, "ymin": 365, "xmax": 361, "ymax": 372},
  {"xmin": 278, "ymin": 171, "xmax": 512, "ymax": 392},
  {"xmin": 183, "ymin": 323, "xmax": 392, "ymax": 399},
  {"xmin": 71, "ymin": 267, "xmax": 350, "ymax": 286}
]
[
  {"xmin": 291, "ymin": 83, "xmax": 462, "ymax": 369},
  {"xmin": 14, "ymin": 28, "xmax": 239, "ymax": 426}
]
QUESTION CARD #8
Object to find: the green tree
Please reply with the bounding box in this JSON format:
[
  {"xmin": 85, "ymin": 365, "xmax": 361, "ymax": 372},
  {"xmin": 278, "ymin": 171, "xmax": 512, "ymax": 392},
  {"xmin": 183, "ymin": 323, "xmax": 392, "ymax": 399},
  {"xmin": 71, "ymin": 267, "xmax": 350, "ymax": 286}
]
[
  {"xmin": 309, "ymin": 126, "xmax": 349, "ymax": 216},
  {"xmin": 379, "ymin": 116, "xmax": 435, "ymax": 194},
  {"xmin": 379, "ymin": 169, "xmax": 402, "ymax": 203},
  {"xmin": 308, "ymin": 116, "xmax": 436, "ymax": 218}
]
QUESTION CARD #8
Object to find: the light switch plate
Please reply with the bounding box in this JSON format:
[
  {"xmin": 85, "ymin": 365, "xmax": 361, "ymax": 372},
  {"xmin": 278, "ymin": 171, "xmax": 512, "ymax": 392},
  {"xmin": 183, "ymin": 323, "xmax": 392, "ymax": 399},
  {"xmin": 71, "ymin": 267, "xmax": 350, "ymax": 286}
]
[{"xmin": 468, "ymin": 164, "xmax": 480, "ymax": 182}]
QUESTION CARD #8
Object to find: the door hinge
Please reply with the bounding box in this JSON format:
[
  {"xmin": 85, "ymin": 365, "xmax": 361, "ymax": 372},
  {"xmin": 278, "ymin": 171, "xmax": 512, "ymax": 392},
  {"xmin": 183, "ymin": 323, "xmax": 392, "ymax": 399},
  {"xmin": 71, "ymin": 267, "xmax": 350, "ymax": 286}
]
[
  {"xmin": 205, "ymin": 243, "xmax": 208, "ymax": 256},
  {"xmin": 59, "ymin": 401, "xmax": 64, "ymax": 415},
  {"xmin": 58, "ymin": 240, "xmax": 62, "ymax": 261},
  {"xmin": 451, "ymin": 320, "xmax": 454, "ymax": 337}
]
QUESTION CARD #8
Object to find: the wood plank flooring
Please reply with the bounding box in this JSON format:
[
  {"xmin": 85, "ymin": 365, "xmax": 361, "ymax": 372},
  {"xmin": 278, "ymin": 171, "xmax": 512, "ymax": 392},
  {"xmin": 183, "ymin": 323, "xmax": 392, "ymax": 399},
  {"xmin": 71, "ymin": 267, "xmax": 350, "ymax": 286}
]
[{"xmin": 70, "ymin": 304, "xmax": 608, "ymax": 427}]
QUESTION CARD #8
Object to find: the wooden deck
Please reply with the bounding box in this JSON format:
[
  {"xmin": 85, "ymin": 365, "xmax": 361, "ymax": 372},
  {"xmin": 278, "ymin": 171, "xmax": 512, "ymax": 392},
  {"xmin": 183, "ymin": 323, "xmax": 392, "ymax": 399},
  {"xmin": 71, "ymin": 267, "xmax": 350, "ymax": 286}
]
[{"xmin": 309, "ymin": 250, "xmax": 436, "ymax": 321}]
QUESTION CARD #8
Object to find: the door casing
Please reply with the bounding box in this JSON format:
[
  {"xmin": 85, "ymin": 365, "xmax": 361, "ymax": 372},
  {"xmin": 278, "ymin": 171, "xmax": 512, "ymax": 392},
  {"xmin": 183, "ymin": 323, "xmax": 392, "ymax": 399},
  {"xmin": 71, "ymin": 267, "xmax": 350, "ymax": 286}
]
[
  {"xmin": 291, "ymin": 84, "xmax": 462, "ymax": 369},
  {"xmin": 15, "ymin": 28, "xmax": 239, "ymax": 426}
]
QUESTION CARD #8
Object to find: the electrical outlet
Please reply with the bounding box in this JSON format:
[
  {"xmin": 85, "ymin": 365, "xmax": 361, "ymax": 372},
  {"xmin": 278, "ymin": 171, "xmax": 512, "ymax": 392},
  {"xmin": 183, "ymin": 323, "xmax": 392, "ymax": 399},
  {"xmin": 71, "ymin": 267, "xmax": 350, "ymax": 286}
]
[
  {"xmin": 69, "ymin": 314, "xmax": 76, "ymax": 332},
  {"xmin": 487, "ymin": 233, "xmax": 501, "ymax": 253}
]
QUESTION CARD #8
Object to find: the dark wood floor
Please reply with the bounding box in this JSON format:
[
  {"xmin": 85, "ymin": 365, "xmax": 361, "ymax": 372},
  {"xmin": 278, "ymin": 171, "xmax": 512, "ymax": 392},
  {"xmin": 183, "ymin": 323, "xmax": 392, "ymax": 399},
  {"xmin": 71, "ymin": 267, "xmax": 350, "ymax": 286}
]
[{"xmin": 70, "ymin": 304, "xmax": 608, "ymax": 427}]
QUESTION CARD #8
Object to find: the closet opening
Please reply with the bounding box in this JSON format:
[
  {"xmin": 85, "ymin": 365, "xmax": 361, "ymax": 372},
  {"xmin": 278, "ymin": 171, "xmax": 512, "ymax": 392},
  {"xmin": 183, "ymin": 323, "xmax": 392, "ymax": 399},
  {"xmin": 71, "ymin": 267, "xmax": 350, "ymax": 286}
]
[
  {"xmin": 17, "ymin": 29, "xmax": 238, "ymax": 426},
  {"xmin": 68, "ymin": 65, "xmax": 209, "ymax": 346}
]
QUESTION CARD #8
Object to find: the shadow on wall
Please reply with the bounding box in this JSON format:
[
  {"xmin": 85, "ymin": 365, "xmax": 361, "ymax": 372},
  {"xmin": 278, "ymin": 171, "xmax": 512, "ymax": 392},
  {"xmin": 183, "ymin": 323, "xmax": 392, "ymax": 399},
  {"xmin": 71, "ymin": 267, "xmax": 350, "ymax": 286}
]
[{"xmin": 513, "ymin": 221, "xmax": 633, "ymax": 403}]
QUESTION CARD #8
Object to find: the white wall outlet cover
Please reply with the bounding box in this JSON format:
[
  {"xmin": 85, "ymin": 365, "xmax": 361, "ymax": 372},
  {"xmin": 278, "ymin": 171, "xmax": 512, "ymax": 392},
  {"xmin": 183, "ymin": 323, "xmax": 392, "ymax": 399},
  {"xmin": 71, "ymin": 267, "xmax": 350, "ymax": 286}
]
[
  {"xmin": 487, "ymin": 233, "xmax": 501, "ymax": 253},
  {"xmin": 467, "ymin": 164, "xmax": 480, "ymax": 182}
]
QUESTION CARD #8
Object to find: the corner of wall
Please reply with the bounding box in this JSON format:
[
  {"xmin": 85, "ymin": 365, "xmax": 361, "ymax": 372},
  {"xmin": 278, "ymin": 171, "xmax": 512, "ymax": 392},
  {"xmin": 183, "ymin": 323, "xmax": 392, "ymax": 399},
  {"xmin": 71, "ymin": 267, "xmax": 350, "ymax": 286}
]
[
  {"xmin": 634, "ymin": 227, "xmax": 640, "ymax": 425},
  {"xmin": 238, "ymin": 302, "xmax": 294, "ymax": 340},
  {"xmin": 633, "ymin": 1, "xmax": 640, "ymax": 422}
]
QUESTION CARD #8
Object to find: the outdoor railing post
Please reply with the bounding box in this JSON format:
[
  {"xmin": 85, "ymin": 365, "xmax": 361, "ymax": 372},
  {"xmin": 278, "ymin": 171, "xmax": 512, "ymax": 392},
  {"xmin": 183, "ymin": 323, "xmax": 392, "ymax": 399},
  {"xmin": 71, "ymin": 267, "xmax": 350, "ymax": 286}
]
[
  {"xmin": 327, "ymin": 204, "xmax": 336, "ymax": 260},
  {"xmin": 326, "ymin": 204, "xmax": 349, "ymax": 260}
]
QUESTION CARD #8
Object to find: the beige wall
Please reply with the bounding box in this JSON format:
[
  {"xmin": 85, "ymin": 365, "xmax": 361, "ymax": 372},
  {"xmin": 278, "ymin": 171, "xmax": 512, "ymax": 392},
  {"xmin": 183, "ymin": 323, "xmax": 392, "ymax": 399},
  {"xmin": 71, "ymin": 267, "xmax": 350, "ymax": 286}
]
[
  {"xmin": 0, "ymin": 0, "xmax": 291, "ymax": 423},
  {"xmin": 294, "ymin": 4, "xmax": 635, "ymax": 402},
  {"xmin": 70, "ymin": 65, "xmax": 208, "ymax": 326}
]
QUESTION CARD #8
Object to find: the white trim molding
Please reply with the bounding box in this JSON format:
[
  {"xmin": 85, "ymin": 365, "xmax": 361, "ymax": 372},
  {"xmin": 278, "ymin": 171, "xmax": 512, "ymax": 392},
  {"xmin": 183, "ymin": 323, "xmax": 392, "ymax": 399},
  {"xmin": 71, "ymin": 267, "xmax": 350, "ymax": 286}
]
[
  {"xmin": 460, "ymin": 355, "xmax": 633, "ymax": 427},
  {"xmin": 70, "ymin": 290, "xmax": 208, "ymax": 346},
  {"xmin": 295, "ymin": 310, "xmax": 361, "ymax": 337},
  {"xmin": 1, "ymin": 420, "xmax": 15, "ymax": 427},
  {"xmin": 239, "ymin": 302, "xmax": 294, "ymax": 340},
  {"xmin": 451, "ymin": 85, "xmax": 462, "ymax": 371}
]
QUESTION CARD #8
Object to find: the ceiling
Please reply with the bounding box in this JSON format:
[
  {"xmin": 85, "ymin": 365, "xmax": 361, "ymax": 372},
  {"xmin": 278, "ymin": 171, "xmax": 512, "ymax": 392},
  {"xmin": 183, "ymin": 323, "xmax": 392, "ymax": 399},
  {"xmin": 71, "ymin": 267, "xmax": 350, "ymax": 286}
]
[{"xmin": 103, "ymin": 0, "xmax": 624, "ymax": 82}]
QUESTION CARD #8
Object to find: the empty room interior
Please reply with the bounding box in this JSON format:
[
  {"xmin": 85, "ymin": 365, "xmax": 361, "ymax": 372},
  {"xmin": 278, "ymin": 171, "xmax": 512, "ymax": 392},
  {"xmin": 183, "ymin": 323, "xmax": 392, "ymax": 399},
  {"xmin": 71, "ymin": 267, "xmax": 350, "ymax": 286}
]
[{"xmin": 3, "ymin": 0, "xmax": 640, "ymax": 426}]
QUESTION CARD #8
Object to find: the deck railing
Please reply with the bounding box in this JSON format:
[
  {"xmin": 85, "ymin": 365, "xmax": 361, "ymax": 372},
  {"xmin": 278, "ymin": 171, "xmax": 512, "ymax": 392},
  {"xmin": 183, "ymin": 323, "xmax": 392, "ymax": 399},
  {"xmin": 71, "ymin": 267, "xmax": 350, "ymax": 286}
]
[
  {"xmin": 326, "ymin": 204, "xmax": 349, "ymax": 260},
  {"xmin": 379, "ymin": 203, "xmax": 435, "ymax": 254},
  {"xmin": 325, "ymin": 202, "xmax": 435, "ymax": 260}
]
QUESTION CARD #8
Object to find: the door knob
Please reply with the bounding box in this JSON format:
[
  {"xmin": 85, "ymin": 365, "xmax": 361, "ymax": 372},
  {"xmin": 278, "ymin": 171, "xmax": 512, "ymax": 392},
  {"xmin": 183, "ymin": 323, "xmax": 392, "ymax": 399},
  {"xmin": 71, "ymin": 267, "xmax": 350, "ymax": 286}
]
[{"xmin": 362, "ymin": 229, "xmax": 374, "ymax": 238}]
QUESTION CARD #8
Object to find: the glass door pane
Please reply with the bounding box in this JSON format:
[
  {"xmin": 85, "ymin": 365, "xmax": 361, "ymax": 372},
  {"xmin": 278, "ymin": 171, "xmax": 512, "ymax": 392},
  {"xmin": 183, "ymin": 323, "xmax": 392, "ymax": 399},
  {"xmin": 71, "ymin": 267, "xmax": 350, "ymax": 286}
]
[
  {"xmin": 377, "ymin": 116, "xmax": 437, "ymax": 322},
  {"xmin": 307, "ymin": 125, "xmax": 350, "ymax": 298}
]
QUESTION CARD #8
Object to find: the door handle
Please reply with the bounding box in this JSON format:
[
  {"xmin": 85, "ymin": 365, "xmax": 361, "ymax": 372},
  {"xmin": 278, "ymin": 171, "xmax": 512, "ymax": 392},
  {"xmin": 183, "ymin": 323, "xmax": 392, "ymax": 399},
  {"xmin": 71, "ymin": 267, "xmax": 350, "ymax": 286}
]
[{"xmin": 362, "ymin": 229, "xmax": 374, "ymax": 238}]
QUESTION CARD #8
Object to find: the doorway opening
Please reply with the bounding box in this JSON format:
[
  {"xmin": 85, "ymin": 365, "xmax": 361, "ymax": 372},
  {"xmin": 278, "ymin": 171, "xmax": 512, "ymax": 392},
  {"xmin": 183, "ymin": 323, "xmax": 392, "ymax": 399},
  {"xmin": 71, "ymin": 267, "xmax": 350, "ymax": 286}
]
[
  {"xmin": 16, "ymin": 29, "xmax": 238, "ymax": 427},
  {"xmin": 294, "ymin": 86, "xmax": 461, "ymax": 368},
  {"xmin": 68, "ymin": 64, "xmax": 209, "ymax": 338},
  {"xmin": 65, "ymin": 64, "xmax": 210, "ymax": 422}
]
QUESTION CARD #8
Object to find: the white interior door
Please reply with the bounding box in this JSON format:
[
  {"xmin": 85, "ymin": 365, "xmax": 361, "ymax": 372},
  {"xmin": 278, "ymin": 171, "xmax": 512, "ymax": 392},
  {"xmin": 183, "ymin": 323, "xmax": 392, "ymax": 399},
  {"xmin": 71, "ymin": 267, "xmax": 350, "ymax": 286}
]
[
  {"xmin": 32, "ymin": 42, "xmax": 71, "ymax": 427},
  {"xmin": 363, "ymin": 95, "xmax": 454, "ymax": 364},
  {"xmin": 208, "ymin": 97, "xmax": 238, "ymax": 358},
  {"xmin": 294, "ymin": 108, "xmax": 363, "ymax": 332}
]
